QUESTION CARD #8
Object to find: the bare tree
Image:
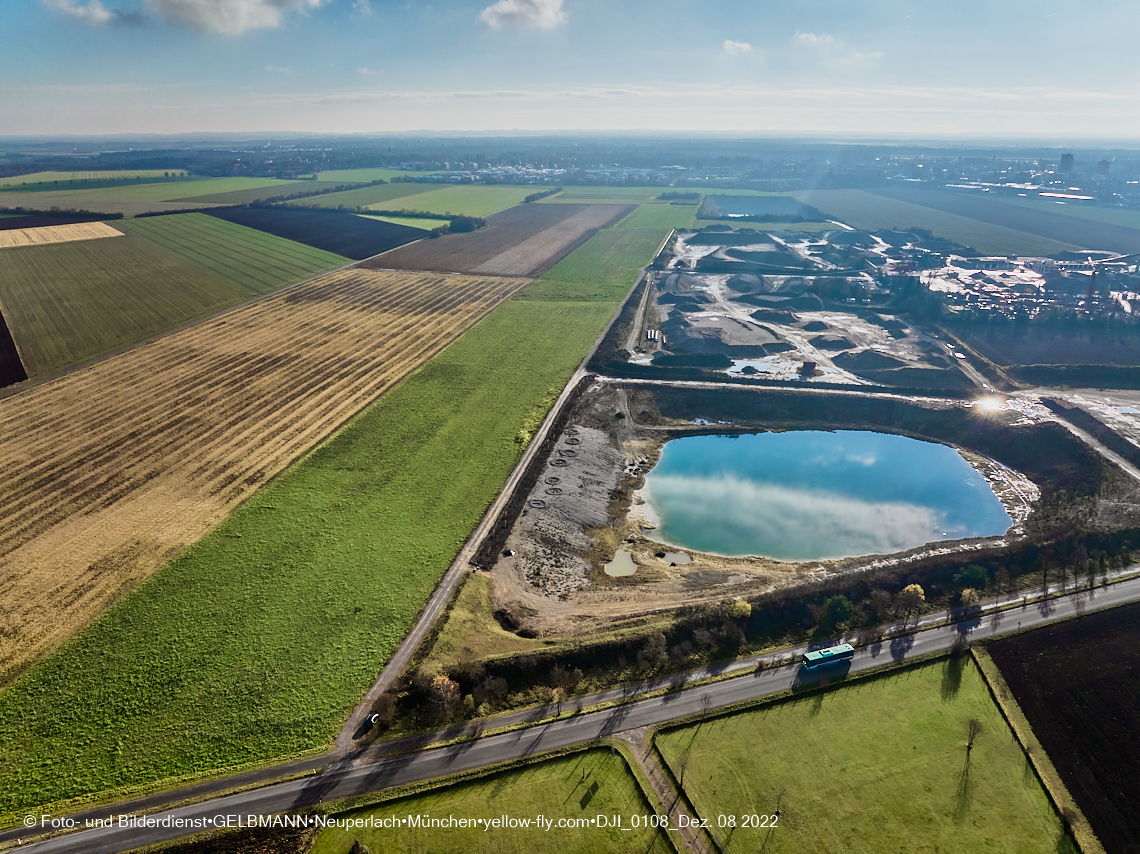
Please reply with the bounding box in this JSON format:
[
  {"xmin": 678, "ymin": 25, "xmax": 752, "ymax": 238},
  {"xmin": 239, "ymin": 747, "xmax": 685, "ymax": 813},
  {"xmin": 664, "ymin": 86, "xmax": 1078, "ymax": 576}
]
[{"xmin": 966, "ymin": 717, "xmax": 983, "ymax": 752}]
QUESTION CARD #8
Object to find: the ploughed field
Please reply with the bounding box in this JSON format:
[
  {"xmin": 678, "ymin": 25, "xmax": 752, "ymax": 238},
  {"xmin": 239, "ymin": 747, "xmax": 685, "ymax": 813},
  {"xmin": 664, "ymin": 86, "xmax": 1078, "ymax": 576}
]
[
  {"xmin": 204, "ymin": 206, "xmax": 427, "ymax": 259},
  {"xmin": 0, "ymin": 269, "xmax": 526, "ymax": 687},
  {"xmin": 365, "ymin": 203, "xmax": 635, "ymax": 277},
  {"xmin": 987, "ymin": 601, "xmax": 1140, "ymax": 854}
]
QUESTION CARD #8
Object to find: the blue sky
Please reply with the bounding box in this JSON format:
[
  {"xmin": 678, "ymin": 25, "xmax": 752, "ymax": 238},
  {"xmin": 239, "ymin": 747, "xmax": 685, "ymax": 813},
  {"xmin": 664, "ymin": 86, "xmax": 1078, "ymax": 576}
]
[{"xmin": 3, "ymin": 0, "xmax": 1139, "ymax": 137}]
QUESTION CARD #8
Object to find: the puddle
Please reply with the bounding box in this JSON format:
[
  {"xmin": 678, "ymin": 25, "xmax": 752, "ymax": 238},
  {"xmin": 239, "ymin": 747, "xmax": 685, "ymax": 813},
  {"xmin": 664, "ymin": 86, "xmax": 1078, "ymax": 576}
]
[
  {"xmin": 604, "ymin": 549, "xmax": 637, "ymax": 576},
  {"xmin": 662, "ymin": 551, "xmax": 691, "ymax": 565}
]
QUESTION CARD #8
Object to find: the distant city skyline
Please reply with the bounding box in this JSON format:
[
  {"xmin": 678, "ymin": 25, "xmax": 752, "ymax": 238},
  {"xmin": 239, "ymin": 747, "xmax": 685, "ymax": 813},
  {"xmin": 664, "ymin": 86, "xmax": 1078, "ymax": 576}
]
[{"xmin": 4, "ymin": 0, "xmax": 1139, "ymax": 137}]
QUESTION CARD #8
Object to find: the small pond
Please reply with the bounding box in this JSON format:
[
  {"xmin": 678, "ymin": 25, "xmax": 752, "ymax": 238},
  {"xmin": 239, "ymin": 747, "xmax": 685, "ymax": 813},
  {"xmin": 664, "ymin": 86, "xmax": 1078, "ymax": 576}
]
[{"xmin": 642, "ymin": 430, "xmax": 1012, "ymax": 560}]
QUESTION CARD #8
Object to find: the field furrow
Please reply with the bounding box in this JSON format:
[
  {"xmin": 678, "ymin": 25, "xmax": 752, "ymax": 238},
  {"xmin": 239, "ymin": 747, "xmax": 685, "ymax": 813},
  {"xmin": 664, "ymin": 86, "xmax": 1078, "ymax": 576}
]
[{"xmin": 0, "ymin": 269, "xmax": 528, "ymax": 685}]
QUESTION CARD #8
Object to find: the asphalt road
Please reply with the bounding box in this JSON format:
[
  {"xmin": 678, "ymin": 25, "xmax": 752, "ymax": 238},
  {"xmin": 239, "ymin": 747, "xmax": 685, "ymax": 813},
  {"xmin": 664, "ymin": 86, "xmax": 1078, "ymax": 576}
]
[{"xmin": 13, "ymin": 574, "xmax": 1140, "ymax": 854}]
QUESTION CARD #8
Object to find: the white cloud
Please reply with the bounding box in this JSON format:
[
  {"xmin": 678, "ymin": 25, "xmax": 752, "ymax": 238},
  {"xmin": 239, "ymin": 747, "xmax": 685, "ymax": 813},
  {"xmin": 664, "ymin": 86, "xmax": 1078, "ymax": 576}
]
[
  {"xmin": 142, "ymin": 0, "xmax": 331, "ymax": 35},
  {"xmin": 480, "ymin": 0, "xmax": 566, "ymax": 30},
  {"xmin": 723, "ymin": 39, "xmax": 752, "ymax": 56},
  {"xmin": 794, "ymin": 30, "xmax": 835, "ymax": 46},
  {"xmin": 646, "ymin": 474, "xmax": 958, "ymax": 559},
  {"xmin": 49, "ymin": 0, "xmax": 115, "ymax": 25},
  {"xmin": 265, "ymin": 64, "xmax": 292, "ymax": 73},
  {"xmin": 357, "ymin": 67, "xmax": 381, "ymax": 76},
  {"xmin": 353, "ymin": 0, "xmax": 370, "ymax": 12}
]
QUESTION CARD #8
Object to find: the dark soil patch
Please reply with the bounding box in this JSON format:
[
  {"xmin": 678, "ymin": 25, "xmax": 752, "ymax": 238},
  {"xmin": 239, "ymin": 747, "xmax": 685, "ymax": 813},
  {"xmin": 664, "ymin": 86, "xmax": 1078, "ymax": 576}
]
[
  {"xmin": 0, "ymin": 212, "xmax": 111, "ymax": 230},
  {"xmin": 0, "ymin": 307, "xmax": 26, "ymax": 388},
  {"xmin": 987, "ymin": 601, "xmax": 1140, "ymax": 854},
  {"xmin": 205, "ymin": 207, "xmax": 426, "ymax": 260}
]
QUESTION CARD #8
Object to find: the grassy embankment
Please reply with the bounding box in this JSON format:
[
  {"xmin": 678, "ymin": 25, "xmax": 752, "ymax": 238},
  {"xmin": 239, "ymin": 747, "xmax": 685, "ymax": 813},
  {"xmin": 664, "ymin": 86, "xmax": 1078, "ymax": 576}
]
[
  {"xmin": 656, "ymin": 659, "xmax": 1073, "ymax": 854},
  {"xmin": 308, "ymin": 749, "xmax": 677, "ymax": 854},
  {"xmin": 0, "ymin": 213, "xmax": 348, "ymax": 375},
  {"xmin": 0, "ymin": 215, "xmax": 669, "ymax": 824},
  {"xmin": 792, "ymin": 188, "xmax": 1081, "ymax": 256},
  {"xmin": 360, "ymin": 213, "xmax": 453, "ymax": 230}
]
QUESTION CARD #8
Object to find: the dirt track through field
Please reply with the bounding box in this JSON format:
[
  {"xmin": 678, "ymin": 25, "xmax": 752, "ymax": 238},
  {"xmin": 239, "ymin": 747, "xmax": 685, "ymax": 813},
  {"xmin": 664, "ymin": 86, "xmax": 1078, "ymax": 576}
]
[
  {"xmin": 0, "ymin": 221, "xmax": 123, "ymax": 249},
  {"xmin": 0, "ymin": 269, "xmax": 527, "ymax": 686}
]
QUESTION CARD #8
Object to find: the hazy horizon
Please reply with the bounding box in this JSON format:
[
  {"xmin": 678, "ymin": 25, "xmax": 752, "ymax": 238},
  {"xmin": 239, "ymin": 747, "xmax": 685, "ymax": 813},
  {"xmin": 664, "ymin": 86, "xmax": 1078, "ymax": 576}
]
[{"xmin": 5, "ymin": 0, "xmax": 1139, "ymax": 138}]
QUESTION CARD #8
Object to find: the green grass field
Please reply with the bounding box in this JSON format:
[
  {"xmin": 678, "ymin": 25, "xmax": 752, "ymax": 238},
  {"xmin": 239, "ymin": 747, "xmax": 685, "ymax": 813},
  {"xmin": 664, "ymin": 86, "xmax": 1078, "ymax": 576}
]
[
  {"xmin": 0, "ymin": 169, "xmax": 188, "ymax": 188},
  {"xmin": 287, "ymin": 183, "xmax": 439, "ymax": 209},
  {"xmin": 791, "ymin": 189, "xmax": 1079, "ymax": 256},
  {"xmin": 517, "ymin": 227, "xmax": 666, "ymax": 301},
  {"xmin": 394, "ymin": 185, "xmax": 536, "ymax": 217},
  {"xmin": 0, "ymin": 178, "xmax": 297, "ymax": 217},
  {"xmin": 0, "ymin": 213, "xmax": 671, "ymax": 820},
  {"xmin": 358, "ymin": 213, "xmax": 451, "ymax": 230},
  {"xmin": 174, "ymin": 180, "xmax": 329, "ymax": 205},
  {"xmin": 120, "ymin": 213, "xmax": 349, "ymax": 292},
  {"xmin": 309, "ymin": 750, "xmax": 676, "ymax": 854},
  {"xmin": 615, "ymin": 204, "xmax": 696, "ymax": 230},
  {"xmin": 0, "ymin": 214, "xmax": 348, "ymax": 375},
  {"xmin": 656, "ymin": 660, "xmax": 1070, "ymax": 854}
]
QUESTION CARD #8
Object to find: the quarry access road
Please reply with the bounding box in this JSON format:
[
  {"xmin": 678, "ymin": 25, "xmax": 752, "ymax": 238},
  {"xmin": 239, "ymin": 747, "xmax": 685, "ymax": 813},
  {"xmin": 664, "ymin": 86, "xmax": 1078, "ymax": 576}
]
[{"xmin": 13, "ymin": 573, "xmax": 1140, "ymax": 854}]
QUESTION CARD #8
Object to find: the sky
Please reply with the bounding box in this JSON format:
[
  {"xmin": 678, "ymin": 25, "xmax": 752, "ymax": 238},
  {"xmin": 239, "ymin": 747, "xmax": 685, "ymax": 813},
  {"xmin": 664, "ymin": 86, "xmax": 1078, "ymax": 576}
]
[{"xmin": 3, "ymin": 0, "xmax": 1140, "ymax": 138}]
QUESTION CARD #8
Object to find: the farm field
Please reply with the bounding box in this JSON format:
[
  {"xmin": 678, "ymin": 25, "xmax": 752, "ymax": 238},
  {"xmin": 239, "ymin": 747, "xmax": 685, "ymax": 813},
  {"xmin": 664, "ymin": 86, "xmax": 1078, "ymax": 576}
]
[
  {"xmin": 0, "ymin": 269, "xmax": 524, "ymax": 695},
  {"xmin": 0, "ymin": 231, "xmax": 251, "ymax": 375},
  {"xmin": 792, "ymin": 188, "xmax": 1081, "ymax": 256},
  {"xmin": 615, "ymin": 204, "xmax": 696, "ymax": 229},
  {"xmin": 0, "ymin": 212, "xmax": 665, "ymax": 820},
  {"xmin": 953, "ymin": 325, "xmax": 1140, "ymax": 367},
  {"xmin": 517, "ymin": 225, "xmax": 667, "ymax": 301},
  {"xmin": 361, "ymin": 213, "xmax": 452, "ymax": 230},
  {"xmin": 0, "ymin": 177, "xmax": 295, "ymax": 217},
  {"xmin": 0, "ymin": 169, "xmax": 188, "ymax": 187},
  {"xmin": 0, "ymin": 296, "xmax": 616, "ymax": 819},
  {"xmin": 0, "ymin": 216, "xmax": 350, "ymax": 376},
  {"xmin": 656, "ymin": 659, "xmax": 1069, "ymax": 854},
  {"xmin": 120, "ymin": 213, "xmax": 349, "ymax": 293},
  {"xmin": 367, "ymin": 203, "xmax": 634, "ymax": 276},
  {"xmin": 992, "ymin": 195, "xmax": 1140, "ymax": 231},
  {"xmin": 205, "ymin": 206, "xmax": 427, "ymax": 259},
  {"xmin": 871, "ymin": 186, "xmax": 1140, "ymax": 255},
  {"xmin": 286, "ymin": 182, "xmax": 439, "ymax": 210},
  {"xmin": 175, "ymin": 180, "xmax": 332, "ymax": 205},
  {"xmin": 987, "ymin": 602, "xmax": 1140, "ymax": 854},
  {"xmin": 538, "ymin": 187, "xmax": 667, "ymax": 204},
  {"xmin": 0, "ymin": 220, "xmax": 123, "ymax": 249},
  {"xmin": 399, "ymin": 185, "xmax": 537, "ymax": 217},
  {"xmin": 309, "ymin": 750, "xmax": 676, "ymax": 854}
]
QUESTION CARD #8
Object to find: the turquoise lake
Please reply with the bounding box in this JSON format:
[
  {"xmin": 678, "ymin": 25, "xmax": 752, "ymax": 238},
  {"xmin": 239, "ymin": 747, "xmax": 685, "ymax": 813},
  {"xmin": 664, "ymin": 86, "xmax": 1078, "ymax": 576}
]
[{"xmin": 642, "ymin": 431, "xmax": 1012, "ymax": 560}]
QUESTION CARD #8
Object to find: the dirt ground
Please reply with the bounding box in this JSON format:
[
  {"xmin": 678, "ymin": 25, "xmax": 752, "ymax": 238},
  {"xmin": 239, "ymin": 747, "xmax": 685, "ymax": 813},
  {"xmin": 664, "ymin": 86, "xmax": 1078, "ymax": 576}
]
[
  {"xmin": 638, "ymin": 231, "xmax": 974, "ymax": 390},
  {"xmin": 363, "ymin": 203, "xmax": 634, "ymax": 277},
  {"xmin": 0, "ymin": 269, "xmax": 527, "ymax": 686},
  {"xmin": 490, "ymin": 383, "xmax": 1039, "ymax": 638}
]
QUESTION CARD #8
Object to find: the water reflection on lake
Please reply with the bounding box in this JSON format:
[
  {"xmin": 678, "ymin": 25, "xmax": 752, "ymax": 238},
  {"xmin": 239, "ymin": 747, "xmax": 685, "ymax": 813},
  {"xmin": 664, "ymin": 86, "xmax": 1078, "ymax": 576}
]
[{"xmin": 642, "ymin": 431, "xmax": 1011, "ymax": 560}]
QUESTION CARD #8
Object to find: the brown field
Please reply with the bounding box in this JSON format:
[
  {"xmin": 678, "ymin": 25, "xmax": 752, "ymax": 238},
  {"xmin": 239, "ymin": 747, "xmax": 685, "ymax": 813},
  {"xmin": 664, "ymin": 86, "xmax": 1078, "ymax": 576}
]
[
  {"xmin": 0, "ymin": 269, "xmax": 527, "ymax": 685},
  {"xmin": 0, "ymin": 221, "xmax": 123, "ymax": 249},
  {"xmin": 365, "ymin": 203, "xmax": 634, "ymax": 276}
]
